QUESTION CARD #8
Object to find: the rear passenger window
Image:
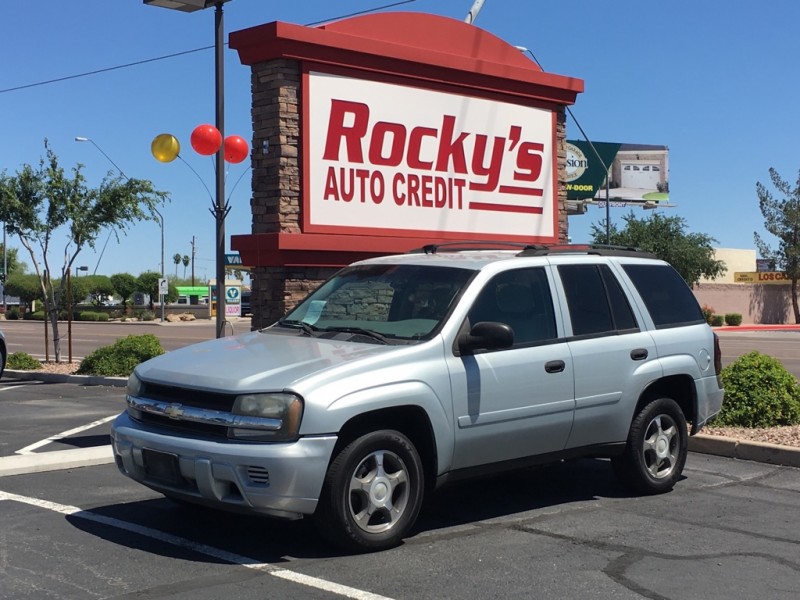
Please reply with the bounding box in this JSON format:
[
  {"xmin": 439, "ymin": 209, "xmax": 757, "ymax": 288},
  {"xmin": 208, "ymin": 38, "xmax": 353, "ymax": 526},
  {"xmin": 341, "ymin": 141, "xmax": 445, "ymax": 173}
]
[
  {"xmin": 558, "ymin": 264, "xmax": 639, "ymax": 336},
  {"xmin": 623, "ymin": 264, "xmax": 705, "ymax": 328}
]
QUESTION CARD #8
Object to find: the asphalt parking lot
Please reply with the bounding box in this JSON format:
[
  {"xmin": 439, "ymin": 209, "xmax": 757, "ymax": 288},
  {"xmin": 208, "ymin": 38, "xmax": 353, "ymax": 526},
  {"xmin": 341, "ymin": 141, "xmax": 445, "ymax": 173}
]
[{"xmin": 1, "ymin": 378, "xmax": 799, "ymax": 599}]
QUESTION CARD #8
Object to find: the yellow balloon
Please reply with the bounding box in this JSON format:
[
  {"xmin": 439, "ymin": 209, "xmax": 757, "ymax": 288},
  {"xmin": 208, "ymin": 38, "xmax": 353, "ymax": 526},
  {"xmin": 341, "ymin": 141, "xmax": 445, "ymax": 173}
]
[{"xmin": 151, "ymin": 133, "xmax": 180, "ymax": 163}]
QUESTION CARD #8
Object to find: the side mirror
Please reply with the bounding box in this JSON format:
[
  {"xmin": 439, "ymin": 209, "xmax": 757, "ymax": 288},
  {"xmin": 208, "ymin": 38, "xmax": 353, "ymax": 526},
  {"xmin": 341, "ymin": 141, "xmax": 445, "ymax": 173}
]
[{"xmin": 458, "ymin": 321, "xmax": 514, "ymax": 353}]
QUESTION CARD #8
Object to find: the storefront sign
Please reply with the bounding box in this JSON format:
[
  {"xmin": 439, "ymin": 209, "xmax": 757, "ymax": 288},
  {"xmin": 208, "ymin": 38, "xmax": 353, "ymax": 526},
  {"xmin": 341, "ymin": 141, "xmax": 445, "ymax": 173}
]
[
  {"xmin": 306, "ymin": 70, "xmax": 557, "ymax": 241},
  {"xmin": 734, "ymin": 271, "xmax": 791, "ymax": 284}
]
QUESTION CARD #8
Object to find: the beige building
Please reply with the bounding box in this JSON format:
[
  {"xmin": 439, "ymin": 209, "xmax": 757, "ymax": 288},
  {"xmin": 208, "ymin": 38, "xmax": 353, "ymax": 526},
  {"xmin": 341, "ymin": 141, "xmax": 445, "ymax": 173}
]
[{"xmin": 694, "ymin": 248, "xmax": 795, "ymax": 324}]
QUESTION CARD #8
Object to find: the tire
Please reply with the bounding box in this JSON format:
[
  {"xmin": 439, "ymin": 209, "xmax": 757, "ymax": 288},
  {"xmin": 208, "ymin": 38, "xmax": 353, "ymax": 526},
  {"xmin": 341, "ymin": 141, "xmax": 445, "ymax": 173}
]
[
  {"xmin": 315, "ymin": 430, "xmax": 424, "ymax": 552},
  {"xmin": 612, "ymin": 397, "xmax": 688, "ymax": 495}
]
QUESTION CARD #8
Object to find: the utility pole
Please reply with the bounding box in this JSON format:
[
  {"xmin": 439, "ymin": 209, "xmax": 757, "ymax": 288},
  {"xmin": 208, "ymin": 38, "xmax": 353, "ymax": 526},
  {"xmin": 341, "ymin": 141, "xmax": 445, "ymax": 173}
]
[{"xmin": 190, "ymin": 236, "xmax": 196, "ymax": 286}]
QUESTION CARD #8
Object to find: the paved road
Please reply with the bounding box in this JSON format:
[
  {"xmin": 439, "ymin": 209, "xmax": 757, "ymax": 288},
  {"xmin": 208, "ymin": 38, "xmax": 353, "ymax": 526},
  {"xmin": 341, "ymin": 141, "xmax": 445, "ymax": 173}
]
[{"xmin": 1, "ymin": 318, "xmax": 253, "ymax": 361}]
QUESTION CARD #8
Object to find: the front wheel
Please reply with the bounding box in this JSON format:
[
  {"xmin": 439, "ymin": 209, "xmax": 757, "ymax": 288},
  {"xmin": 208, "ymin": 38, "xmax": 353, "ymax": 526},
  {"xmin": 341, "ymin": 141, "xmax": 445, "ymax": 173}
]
[
  {"xmin": 315, "ymin": 430, "xmax": 424, "ymax": 552},
  {"xmin": 612, "ymin": 397, "xmax": 688, "ymax": 495}
]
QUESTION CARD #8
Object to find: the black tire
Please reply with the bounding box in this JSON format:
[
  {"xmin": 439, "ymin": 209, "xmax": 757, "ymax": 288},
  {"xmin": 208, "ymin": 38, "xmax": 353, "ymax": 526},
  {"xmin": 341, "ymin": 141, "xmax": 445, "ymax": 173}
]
[
  {"xmin": 315, "ymin": 430, "xmax": 424, "ymax": 552},
  {"xmin": 612, "ymin": 397, "xmax": 688, "ymax": 495}
]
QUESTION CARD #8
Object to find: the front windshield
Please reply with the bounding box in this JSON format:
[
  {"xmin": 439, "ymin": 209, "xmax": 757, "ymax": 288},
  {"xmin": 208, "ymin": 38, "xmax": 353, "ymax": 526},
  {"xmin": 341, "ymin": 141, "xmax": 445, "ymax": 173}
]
[{"xmin": 280, "ymin": 264, "xmax": 474, "ymax": 342}]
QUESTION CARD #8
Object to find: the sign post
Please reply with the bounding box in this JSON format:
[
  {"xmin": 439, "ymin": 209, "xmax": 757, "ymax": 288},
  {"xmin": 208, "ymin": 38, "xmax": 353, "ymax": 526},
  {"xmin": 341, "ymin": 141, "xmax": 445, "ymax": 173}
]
[{"xmin": 158, "ymin": 278, "xmax": 168, "ymax": 322}]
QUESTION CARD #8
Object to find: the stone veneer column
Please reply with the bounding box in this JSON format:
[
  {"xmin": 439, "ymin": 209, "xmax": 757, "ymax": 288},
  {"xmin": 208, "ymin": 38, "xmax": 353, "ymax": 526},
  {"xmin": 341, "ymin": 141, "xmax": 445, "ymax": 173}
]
[{"xmin": 248, "ymin": 58, "xmax": 335, "ymax": 330}]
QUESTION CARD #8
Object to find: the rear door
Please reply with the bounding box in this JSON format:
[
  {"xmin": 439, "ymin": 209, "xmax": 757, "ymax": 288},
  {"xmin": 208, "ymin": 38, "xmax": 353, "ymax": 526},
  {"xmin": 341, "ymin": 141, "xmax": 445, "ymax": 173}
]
[{"xmin": 553, "ymin": 261, "xmax": 661, "ymax": 447}]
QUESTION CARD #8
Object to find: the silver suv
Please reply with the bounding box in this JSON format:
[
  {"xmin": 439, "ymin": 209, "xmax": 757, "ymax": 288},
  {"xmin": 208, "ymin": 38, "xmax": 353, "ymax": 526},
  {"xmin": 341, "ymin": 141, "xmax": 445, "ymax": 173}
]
[{"xmin": 111, "ymin": 244, "xmax": 724, "ymax": 551}]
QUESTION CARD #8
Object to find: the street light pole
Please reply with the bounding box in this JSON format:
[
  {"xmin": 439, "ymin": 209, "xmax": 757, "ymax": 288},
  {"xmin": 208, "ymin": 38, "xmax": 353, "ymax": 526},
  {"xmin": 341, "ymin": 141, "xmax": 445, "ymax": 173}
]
[
  {"xmin": 75, "ymin": 136, "xmax": 166, "ymax": 320},
  {"xmin": 143, "ymin": 0, "xmax": 231, "ymax": 338}
]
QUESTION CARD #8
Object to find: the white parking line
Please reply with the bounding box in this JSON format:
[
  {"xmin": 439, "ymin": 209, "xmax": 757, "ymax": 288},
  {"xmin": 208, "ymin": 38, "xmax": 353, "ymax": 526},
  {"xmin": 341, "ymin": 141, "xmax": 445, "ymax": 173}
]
[
  {"xmin": 0, "ymin": 380, "xmax": 43, "ymax": 392},
  {"xmin": 16, "ymin": 415, "xmax": 117, "ymax": 455},
  {"xmin": 0, "ymin": 490, "xmax": 395, "ymax": 600}
]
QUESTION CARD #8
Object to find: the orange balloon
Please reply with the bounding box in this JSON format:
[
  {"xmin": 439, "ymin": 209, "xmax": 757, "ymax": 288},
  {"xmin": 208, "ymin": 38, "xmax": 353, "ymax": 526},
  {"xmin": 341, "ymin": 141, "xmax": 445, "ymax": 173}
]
[
  {"xmin": 224, "ymin": 135, "xmax": 249, "ymax": 164},
  {"xmin": 151, "ymin": 134, "xmax": 180, "ymax": 163}
]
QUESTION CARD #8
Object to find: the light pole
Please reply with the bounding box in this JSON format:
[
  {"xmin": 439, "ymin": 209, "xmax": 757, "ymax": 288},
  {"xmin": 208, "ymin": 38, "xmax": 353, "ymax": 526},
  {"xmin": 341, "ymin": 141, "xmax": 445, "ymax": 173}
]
[
  {"xmin": 75, "ymin": 136, "xmax": 166, "ymax": 321},
  {"xmin": 144, "ymin": 0, "xmax": 230, "ymax": 338}
]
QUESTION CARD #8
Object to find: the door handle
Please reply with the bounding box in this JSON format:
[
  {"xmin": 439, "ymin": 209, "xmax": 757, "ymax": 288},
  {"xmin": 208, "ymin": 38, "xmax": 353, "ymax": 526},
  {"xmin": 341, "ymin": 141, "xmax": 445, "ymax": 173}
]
[
  {"xmin": 545, "ymin": 360, "xmax": 565, "ymax": 373},
  {"xmin": 630, "ymin": 348, "xmax": 649, "ymax": 361}
]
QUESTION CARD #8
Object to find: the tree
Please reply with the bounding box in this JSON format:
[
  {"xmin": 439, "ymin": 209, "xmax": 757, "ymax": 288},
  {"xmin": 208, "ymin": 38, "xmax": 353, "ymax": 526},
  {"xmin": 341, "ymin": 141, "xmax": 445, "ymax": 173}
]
[
  {"xmin": 0, "ymin": 140, "xmax": 168, "ymax": 361},
  {"xmin": 110, "ymin": 272, "xmax": 138, "ymax": 310},
  {"xmin": 590, "ymin": 212, "xmax": 725, "ymax": 287},
  {"xmin": 138, "ymin": 270, "xmax": 178, "ymax": 307},
  {"xmin": 3, "ymin": 273, "xmax": 43, "ymax": 312},
  {"xmin": 73, "ymin": 274, "xmax": 114, "ymax": 307},
  {"xmin": 754, "ymin": 168, "xmax": 800, "ymax": 323},
  {"xmin": 0, "ymin": 244, "xmax": 27, "ymax": 276},
  {"xmin": 173, "ymin": 253, "xmax": 181, "ymax": 277},
  {"xmin": 182, "ymin": 254, "xmax": 190, "ymax": 278}
]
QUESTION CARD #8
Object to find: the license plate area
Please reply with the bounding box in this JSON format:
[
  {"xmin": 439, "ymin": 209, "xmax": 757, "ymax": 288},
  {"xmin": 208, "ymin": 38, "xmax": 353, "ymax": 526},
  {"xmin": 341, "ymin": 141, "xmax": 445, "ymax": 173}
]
[{"xmin": 143, "ymin": 448, "xmax": 181, "ymax": 485}]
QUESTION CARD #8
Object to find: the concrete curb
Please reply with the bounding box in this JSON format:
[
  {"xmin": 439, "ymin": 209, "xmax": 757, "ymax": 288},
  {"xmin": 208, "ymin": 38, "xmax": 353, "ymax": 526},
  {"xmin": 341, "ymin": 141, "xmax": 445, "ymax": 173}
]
[
  {"xmin": 689, "ymin": 434, "xmax": 800, "ymax": 468},
  {"xmin": 0, "ymin": 447, "xmax": 114, "ymax": 478},
  {"xmin": 4, "ymin": 369, "xmax": 127, "ymax": 388}
]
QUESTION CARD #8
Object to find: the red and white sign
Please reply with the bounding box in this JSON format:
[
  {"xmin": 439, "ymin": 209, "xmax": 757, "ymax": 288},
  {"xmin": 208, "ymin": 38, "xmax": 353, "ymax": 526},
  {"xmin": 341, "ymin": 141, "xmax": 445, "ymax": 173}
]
[{"xmin": 305, "ymin": 70, "xmax": 557, "ymax": 242}]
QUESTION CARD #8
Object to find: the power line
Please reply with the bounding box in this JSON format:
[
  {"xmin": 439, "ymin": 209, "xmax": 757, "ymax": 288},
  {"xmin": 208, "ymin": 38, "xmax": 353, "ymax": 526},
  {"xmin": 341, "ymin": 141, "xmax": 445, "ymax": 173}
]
[{"xmin": 0, "ymin": 1, "xmax": 418, "ymax": 95}]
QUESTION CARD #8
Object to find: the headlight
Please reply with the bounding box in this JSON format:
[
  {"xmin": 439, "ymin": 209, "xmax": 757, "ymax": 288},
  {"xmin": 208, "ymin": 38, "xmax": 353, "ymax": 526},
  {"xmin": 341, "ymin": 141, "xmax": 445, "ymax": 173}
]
[
  {"xmin": 126, "ymin": 372, "xmax": 143, "ymax": 397},
  {"xmin": 125, "ymin": 372, "xmax": 144, "ymax": 419},
  {"xmin": 229, "ymin": 393, "xmax": 304, "ymax": 442}
]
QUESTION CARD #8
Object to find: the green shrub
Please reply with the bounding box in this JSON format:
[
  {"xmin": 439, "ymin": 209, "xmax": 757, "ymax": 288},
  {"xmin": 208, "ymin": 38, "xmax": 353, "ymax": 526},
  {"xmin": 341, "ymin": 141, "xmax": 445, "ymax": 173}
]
[
  {"xmin": 724, "ymin": 313, "xmax": 742, "ymax": 326},
  {"xmin": 135, "ymin": 310, "xmax": 156, "ymax": 322},
  {"xmin": 7, "ymin": 351, "xmax": 42, "ymax": 370},
  {"xmin": 77, "ymin": 334, "xmax": 165, "ymax": 377},
  {"xmin": 77, "ymin": 311, "xmax": 109, "ymax": 322},
  {"xmin": 714, "ymin": 351, "xmax": 800, "ymax": 427},
  {"xmin": 710, "ymin": 314, "xmax": 724, "ymax": 327},
  {"xmin": 30, "ymin": 311, "xmax": 46, "ymax": 321},
  {"xmin": 6, "ymin": 307, "xmax": 20, "ymax": 320}
]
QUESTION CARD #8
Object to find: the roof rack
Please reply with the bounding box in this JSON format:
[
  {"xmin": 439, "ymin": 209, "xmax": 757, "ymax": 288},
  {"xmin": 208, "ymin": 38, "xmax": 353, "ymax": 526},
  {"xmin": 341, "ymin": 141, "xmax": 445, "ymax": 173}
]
[
  {"xmin": 516, "ymin": 244, "xmax": 657, "ymax": 258},
  {"xmin": 407, "ymin": 241, "xmax": 547, "ymax": 255}
]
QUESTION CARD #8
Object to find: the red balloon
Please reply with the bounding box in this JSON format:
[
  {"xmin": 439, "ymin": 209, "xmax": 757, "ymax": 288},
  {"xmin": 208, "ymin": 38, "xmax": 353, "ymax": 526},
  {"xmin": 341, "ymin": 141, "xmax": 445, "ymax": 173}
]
[
  {"xmin": 190, "ymin": 124, "xmax": 222, "ymax": 156},
  {"xmin": 224, "ymin": 135, "xmax": 249, "ymax": 164}
]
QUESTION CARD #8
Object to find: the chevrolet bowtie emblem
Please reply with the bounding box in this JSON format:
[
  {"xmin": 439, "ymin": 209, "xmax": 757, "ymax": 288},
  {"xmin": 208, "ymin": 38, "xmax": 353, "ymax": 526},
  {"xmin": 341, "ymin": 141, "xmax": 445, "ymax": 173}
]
[{"xmin": 164, "ymin": 404, "xmax": 184, "ymax": 419}]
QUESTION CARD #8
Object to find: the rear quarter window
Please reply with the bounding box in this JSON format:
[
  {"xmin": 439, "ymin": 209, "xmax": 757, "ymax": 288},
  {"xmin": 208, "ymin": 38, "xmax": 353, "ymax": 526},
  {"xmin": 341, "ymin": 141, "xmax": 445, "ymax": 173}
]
[{"xmin": 622, "ymin": 264, "xmax": 705, "ymax": 328}]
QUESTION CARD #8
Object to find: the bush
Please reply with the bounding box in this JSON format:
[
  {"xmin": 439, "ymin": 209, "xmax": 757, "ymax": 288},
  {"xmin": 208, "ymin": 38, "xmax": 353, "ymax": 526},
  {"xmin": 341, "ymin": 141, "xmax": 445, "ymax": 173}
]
[
  {"xmin": 6, "ymin": 307, "xmax": 20, "ymax": 320},
  {"xmin": 78, "ymin": 311, "xmax": 109, "ymax": 322},
  {"xmin": 135, "ymin": 310, "xmax": 156, "ymax": 322},
  {"xmin": 710, "ymin": 314, "xmax": 724, "ymax": 327},
  {"xmin": 77, "ymin": 334, "xmax": 165, "ymax": 377},
  {"xmin": 724, "ymin": 313, "xmax": 742, "ymax": 326},
  {"xmin": 714, "ymin": 351, "xmax": 800, "ymax": 427},
  {"xmin": 29, "ymin": 311, "xmax": 45, "ymax": 321},
  {"xmin": 6, "ymin": 351, "xmax": 42, "ymax": 370}
]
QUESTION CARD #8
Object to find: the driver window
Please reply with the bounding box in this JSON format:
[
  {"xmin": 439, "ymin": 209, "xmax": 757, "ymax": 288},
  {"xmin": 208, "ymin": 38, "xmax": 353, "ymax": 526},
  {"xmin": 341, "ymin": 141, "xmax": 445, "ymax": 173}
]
[{"xmin": 468, "ymin": 268, "xmax": 557, "ymax": 346}]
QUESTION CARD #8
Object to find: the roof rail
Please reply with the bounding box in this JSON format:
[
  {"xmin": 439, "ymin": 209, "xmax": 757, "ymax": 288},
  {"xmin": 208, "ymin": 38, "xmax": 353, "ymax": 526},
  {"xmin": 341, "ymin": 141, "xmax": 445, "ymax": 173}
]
[
  {"xmin": 407, "ymin": 241, "xmax": 547, "ymax": 254},
  {"xmin": 516, "ymin": 244, "xmax": 657, "ymax": 258}
]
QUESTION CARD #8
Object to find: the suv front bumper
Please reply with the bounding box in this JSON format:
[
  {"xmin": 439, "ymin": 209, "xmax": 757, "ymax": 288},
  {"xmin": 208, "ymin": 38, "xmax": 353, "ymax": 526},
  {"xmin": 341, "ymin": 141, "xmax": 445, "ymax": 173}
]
[{"xmin": 110, "ymin": 412, "xmax": 337, "ymax": 519}]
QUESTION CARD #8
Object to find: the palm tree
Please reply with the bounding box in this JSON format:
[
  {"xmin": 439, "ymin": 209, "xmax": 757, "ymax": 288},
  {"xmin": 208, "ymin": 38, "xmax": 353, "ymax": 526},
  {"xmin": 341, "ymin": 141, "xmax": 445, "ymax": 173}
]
[
  {"xmin": 173, "ymin": 253, "xmax": 182, "ymax": 277},
  {"xmin": 182, "ymin": 255, "xmax": 190, "ymax": 279}
]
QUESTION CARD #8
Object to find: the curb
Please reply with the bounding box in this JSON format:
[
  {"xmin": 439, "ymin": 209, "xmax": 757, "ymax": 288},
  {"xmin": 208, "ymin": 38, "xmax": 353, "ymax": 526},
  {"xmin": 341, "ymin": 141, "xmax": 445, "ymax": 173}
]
[
  {"xmin": 4, "ymin": 369, "xmax": 127, "ymax": 388},
  {"xmin": 689, "ymin": 434, "xmax": 800, "ymax": 468}
]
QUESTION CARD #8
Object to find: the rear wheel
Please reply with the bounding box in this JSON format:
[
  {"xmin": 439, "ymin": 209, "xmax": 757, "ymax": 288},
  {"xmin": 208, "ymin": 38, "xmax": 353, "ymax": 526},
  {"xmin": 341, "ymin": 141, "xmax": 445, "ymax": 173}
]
[
  {"xmin": 612, "ymin": 397, "xmax": 688, "ymax": 495},
  {"xmin": 315, "ymin": 430, "xmax": 424, "ymax": 552}
]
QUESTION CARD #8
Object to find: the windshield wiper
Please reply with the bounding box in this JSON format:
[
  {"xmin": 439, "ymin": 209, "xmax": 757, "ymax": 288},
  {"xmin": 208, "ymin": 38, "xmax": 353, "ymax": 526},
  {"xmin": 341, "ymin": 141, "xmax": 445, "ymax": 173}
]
[
  {"xmin": 276, "ymin": 319, "xmax": 318, "ymax": 337},
  {"xmin": 322, "ymin": 326, "xmax": 389, "ymax": 344}
]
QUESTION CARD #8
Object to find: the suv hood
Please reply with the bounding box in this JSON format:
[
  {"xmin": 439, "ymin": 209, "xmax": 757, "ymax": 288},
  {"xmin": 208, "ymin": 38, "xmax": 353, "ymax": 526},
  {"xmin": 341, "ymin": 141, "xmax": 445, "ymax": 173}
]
[{"xmin": 135, "ymin": 329, "xmax": 398, "ymax": 393}]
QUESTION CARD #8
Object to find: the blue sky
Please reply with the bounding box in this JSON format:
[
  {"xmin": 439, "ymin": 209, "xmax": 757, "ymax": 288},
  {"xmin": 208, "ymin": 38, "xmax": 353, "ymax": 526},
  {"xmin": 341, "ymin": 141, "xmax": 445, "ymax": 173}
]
[{"xmin": 3, "ymin": 0, "xmax": 799, "ymax": 278}]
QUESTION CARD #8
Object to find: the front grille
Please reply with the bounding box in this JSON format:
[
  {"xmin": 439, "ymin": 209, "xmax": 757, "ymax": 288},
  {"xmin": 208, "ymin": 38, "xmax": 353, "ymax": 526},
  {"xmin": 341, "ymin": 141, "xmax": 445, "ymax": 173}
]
[
  {"xmin": 137, "ymin": 412, "xmax": 229, "ymax": 439},
  {"xmin": 140, "ymin": 381, "xmax": 236, "ymax": 412}
]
